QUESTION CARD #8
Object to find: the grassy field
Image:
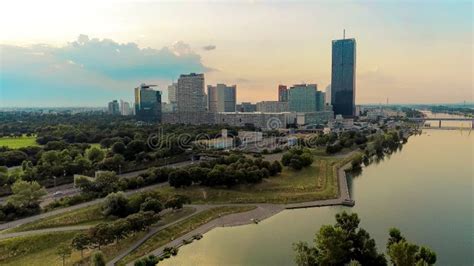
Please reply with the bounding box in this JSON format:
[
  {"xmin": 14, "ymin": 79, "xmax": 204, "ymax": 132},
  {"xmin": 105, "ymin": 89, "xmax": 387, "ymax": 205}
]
[
  {"xmin": 2, "ymin": 204, "xmax": 105, "ymax": 234},
  {"xmin": 156, "ymin": 156, "xmax": 347, "ymax": 204},
  {"xmin": 0, "ymin": 207, "xmax": 197, "ymax": 266},
  {"xmin": 0, "ymin": 231, "xmax": 80, "ymax": 266},
  {"xmin": 119, "ymin": 206, "xmax": 255, "ymax": 265},
  {"xmin": 0, "ymin": 135, "xmax": 38, "ymax": 149}
]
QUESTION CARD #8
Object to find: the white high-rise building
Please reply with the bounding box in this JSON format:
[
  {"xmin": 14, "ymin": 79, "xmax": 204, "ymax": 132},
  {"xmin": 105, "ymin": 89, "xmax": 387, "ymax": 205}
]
[
  {"xmin": 168, "ymin": 82, "xmax": 177, "ymax": 103},
  {"xmin": 120, "ymin": 100, "xmax": 132, "ymax": 116},
  {"xmin": 207, "ymin": 84, "xmax": 236, "ymax": 112},
  {"xmin": 176, "ymin": 73, "xmax": 206, "ymax": 113},
  {"xmin": 325, "ymin": 84, "xmax": 331, "ymax": 105}
]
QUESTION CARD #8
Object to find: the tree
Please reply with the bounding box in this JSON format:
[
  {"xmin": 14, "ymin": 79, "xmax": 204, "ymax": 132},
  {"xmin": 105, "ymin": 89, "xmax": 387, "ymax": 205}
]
[
  {"xmin": 293, "ymin": 241, "xmax": 318, "ymax": 266},
  {"xmin": 165, "ymin": 195, "xmax": 191, "ymax": 210},
  {"xmin": 85, "ymin": 147, "xmax": 105, "ymax": 163},
  {"xmin": 88, "ymin": 223, "xmax": 114, "ymax": 249},
  {"xmin": 110, "ymin": 219, "xmax": 131, "ymax": 243},
  {"xmin": 94, "ymin": 171, "xmax": 120, "ymax": 196},
  {"xmin": 168, "ymin": 169, "xmax": 191, "ymax": 188},
  {"xmin": 269, "ymin": 160, "xmax": 283, "ymax": 176},
  {"xmin": 134, "ymin": 255, "xmax": 159, "ymax": 266},
  {"xmin": 111, "ymin": 141, "xmax": 126, "ymax": 155},
  {"xmin": 387, "ymin": 228, "xmax": 405, "ymax": 251},
  {"xmin": 91, "ymin": 251, "xmax": 106, "ymax": 266},
  {"xmin": 293, "ymin": 212, "xmax": 386, "ymax": 266},
  {"xmin": 289, "ymin": 158, "xmax": 303, "ymax": 170},
  {"xmin": 416, "ymin": 246, "xmax": 437, "ymax": 265},
  {"xmin": 387, "ymin": 228, "xmax": 436, "ymax": 266},
  {"xmin": 300, "ymin": 153, "xmax": 314, "ymax": 167},
  {"xmin": 387, "ymin": 240, "xmax": 419, "ymax": 266},
  {"xmin": 140, "ymin": 197, "xmax": 163, "ymax": 213},
  {"xmin": 0, "ymin": 150, "xmax": 28, "ymax": 167},
  {"xmin": 71, "ymin": 233, "xmax": 90, "ymax": 259},
  {"xmin": 102, "ymin": 192, "xmax": 129, "ymax": 217},
  {"xmin": 56, "ymin": 244, "xmax": 72, "ymax": 266},
  {"xmin": 7, "ymin": 180, "xmax": 46, "ymax": 208}
]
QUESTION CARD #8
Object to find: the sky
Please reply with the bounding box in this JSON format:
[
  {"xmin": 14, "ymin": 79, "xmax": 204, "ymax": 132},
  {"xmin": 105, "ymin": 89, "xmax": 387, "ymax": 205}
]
[{"xmin": 0, "ymin": 0, "xmax": 472, "ymax": 107}]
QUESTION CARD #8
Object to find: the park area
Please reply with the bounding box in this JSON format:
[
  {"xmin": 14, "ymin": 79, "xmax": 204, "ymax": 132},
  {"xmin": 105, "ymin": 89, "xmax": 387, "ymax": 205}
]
[
  {"xmin": 0, "ymin": 135, "xmax": 38, "ymax": 149},
  {"xmin": 0, "ymin": 152, "xmax": 356, "ymax": 266}
]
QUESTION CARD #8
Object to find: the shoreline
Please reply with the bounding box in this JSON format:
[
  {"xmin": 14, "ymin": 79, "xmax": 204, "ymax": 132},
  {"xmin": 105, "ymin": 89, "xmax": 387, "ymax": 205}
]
[{"xmin": 122, "ymin": 160, "xmax": 355, "ymax": 265}]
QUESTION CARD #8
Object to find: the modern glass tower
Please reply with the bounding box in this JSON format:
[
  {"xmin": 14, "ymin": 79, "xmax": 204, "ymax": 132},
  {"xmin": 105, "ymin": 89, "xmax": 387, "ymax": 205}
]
[
  {"xmin": 331, "ymin": 38, "xmax": 356, "ymax": 117},
  {"xmin": 134, "ymin": 84, "xmax": 162, "ymax": 122},
  {"xmin": 288, "ymin": 84, "xmax": 324, "ymax": 112}
]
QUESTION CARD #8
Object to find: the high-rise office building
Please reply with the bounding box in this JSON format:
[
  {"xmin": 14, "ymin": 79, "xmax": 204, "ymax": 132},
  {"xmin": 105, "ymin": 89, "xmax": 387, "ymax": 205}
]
[
  {"xmin": 134, "ymin": 84, "xmax": 162, "ymax": 122},
  {"xmin": 288, "ymin": 84, "xmax": 325, "ymax": 112},
  {"xmin": 120, "ymin": 100, "xmax": 132, "ymax": 116},
  {"xmin": 108, "ymin": 100, "xmax": 120, "ymax": 115},
  {"xmin": 331, "ymin": 38, "xmax": 356, "ymax": 117},
  {"xmin": 325, "ymin": 84, "xmax": 331, "ymax": 105},
  {"xmin": 207, "ymin": 84, "xmax": 237, "ymax": 112},
  {"xmin": 316, "ymin": 91, "xmax": 325, "ymax": 112},
  {"xmin": 256, "ymin": 101, "xmax": 289, "ymax": 112},
  {"xmin": 278, "ymin": 85, "xmax": 288, "ymax": 102},
  {"xmin": 176, "ymin": 73, "xmax": 206, "ymax": 113},
  {"xmin": 237, "ymin": 102, "xmax": 257, "ymax": 112},
  {"xmin": 167, "ymin": 82, "xmax": 177, "ymax": 104}
]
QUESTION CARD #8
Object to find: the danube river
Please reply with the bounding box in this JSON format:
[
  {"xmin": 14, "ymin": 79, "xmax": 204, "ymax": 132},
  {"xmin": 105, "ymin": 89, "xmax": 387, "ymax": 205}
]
[{"xmin": 162, "ymin": 128, "xmax": 473, "ymax": 266}]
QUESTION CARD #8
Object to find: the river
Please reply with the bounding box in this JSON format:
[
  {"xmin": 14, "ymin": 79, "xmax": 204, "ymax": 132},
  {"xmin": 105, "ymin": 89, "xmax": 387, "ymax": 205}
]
[{"xmin": 162, "ymin": 126, "xmax": 473, "ymax": 265}]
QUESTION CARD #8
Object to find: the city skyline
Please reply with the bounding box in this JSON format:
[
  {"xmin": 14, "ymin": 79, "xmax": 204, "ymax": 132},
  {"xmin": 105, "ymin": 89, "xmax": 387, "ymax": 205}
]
[{"xmin": 0, "ymin": 0, "xmax": 472, "ymax": 107}]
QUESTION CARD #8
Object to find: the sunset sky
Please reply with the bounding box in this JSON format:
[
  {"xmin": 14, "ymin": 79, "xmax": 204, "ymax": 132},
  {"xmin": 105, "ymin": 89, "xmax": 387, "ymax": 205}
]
[{"xmin": 0, "ymin": 0, "xmax": 472, "ymax": 107}]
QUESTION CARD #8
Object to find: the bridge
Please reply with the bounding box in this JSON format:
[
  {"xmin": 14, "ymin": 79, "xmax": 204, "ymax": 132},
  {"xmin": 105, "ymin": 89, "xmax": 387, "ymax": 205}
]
[{"xmin": 408, "ymin": 117, "xmax": 474, "ymax": 129}]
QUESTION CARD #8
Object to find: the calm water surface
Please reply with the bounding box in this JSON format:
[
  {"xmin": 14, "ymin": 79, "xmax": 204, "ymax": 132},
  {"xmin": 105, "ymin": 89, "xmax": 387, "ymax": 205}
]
[{"xmin": 163, "ymin": 129, "xmax": 473, "ymax": 266}]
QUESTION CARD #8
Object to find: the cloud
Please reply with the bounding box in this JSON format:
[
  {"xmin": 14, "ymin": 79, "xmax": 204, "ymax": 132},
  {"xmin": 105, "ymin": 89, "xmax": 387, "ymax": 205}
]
[
  {"xmin": 0, "ymin": 35, "xmax": 210, "ymax": 106},
  {"xmin": 202, "ymin": 45, "xmax": 216, "ymax": 51}
]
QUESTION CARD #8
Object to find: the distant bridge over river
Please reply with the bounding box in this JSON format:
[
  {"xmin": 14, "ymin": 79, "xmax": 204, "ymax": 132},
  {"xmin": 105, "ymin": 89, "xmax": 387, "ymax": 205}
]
[{"xmin": 408, "ymin": 117, "xmax": 474, "ymax": 129}]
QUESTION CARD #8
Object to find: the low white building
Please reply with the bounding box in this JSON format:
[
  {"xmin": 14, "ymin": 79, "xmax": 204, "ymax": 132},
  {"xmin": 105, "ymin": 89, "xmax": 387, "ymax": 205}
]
[{"xmin": 238, "ymin": 131, "xmax": 263, "ymax": 144}]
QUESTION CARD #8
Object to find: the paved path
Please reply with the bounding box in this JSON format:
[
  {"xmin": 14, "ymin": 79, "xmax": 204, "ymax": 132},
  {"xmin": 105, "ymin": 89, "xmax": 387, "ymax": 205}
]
[
  {"xmin": 120, "ymin": 160, "xmax": 355, "ymax": 265},
  {"xmin": 0, "ymin": 225, "xmax": 91, "ymax": 239},
  {"xmin": 107, "ymin": 206, "xmax": 211, "ymax": 266},
  {"xmin": 0, "ymin": 152, "xmax": 355, "ymax": 266},
  {"xmin": 0, "ymin": 160, "xmax": 197, "ymax": 231},
  {"xmin": 0, "ymin": 160, "xmax": 195, "ymax": 205}
]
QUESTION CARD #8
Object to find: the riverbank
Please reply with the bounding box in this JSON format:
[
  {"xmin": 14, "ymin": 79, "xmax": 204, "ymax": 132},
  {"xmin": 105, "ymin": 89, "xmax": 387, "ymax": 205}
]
[{"xmin": 120, "ymin": 157, "xmax": 357, "ymax": 265}]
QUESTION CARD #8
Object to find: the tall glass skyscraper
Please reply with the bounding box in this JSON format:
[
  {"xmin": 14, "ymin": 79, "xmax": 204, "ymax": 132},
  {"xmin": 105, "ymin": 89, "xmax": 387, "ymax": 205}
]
[
  {"xmin": 134, "ymin": 84, "xmax": 162, "ymax": 122},
  {"xmin": 331, "ymin": 38, "xmax": 356, "ymax": 117},
  {"xmin": 288, "ymin": 84, "xmax": 324, "ymax": 112}
]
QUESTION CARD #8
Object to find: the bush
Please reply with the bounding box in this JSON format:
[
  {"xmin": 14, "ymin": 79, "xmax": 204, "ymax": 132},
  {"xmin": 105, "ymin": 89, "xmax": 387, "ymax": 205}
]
[
  {"xmin": 102, "ymin": 192, "xmax": 129, "ymax": 217},
  {"xmin": 168, "ymin": 169, "xmax": 191, "ymax": 188},
  {"xmin": 91, "ymin": 251, "xmax": 106, "ymax": 266}
]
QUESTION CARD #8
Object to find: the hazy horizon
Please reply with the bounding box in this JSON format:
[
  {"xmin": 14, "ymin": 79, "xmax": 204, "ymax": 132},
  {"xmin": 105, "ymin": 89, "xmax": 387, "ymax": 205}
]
[{"xmin": 1, "ymin": 0, "xmax": 472, "ymax": 107}]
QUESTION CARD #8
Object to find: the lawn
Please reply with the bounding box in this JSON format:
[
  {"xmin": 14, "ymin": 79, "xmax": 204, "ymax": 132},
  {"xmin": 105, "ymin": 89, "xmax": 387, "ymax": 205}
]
[
  {"xmin": 156, "ymin": 155, "xmax": 350, "ymax": 204},
  {"xmin": 119, "ymin": 206, "xmax": 255, "ymax": 265},
  {"xmin": 0, "ymin": 207, "xmax": 197, "ymax": 266},
  {"xmin": 0, "ymin": 135, "xmax": 38, "ymax": 149},
  {"xmin": 0, "ymin": 231, "xmax": 80, "ymax": 266},
  {"xmin": 2, "ymin": 204, "xmax": 105, "ymax": 234}
]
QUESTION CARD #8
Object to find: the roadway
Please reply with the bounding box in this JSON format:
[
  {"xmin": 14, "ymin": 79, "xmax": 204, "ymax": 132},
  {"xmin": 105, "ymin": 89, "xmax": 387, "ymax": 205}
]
[{"xmin": 0, "ymin": 160, "xmax": 196, "ymax": 206}]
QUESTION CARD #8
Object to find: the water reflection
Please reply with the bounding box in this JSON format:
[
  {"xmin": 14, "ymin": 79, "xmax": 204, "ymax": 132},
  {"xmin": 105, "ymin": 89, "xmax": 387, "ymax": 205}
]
[{"xmin": 161, "ymin": 129, "xmax": 473, "ymax": 266}]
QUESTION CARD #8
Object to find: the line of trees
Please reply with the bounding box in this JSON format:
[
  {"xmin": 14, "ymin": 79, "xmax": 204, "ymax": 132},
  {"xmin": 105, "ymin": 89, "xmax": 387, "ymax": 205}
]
[
  {"xmin": 167, "ymin": 155, "xmax": 283, "ymax": 188},
  {"xmin": 69, "ymin": 190, "xmax": 189, "ymax": 261}
]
